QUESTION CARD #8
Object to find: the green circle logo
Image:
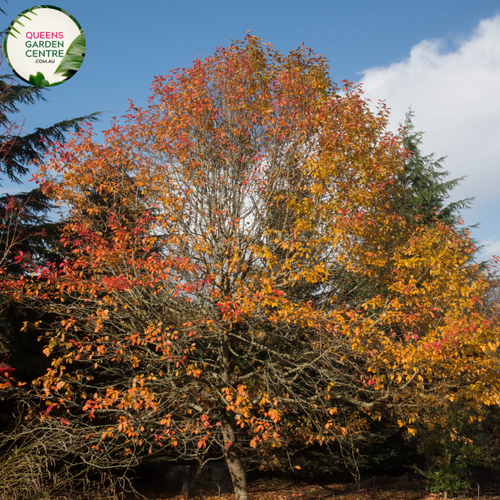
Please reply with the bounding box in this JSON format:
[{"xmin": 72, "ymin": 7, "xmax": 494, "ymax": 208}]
[{"xmin": 4, "ymin": 5, "xmax": 86, "ymax": 87}]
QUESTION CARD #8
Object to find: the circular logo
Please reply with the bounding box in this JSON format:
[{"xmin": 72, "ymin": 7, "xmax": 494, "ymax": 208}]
[{"xmin": 4, "ymin": 5, "xmax": 86, "ymax": 87}]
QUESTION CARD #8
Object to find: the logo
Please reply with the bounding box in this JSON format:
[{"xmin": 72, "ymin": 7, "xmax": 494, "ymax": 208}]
[{"xmin": 4, "ymin": 5, "xmax": 86, "ymax": 87}]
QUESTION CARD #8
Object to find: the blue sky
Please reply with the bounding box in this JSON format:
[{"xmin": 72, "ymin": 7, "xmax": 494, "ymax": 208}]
[{"xmin": 2, "ymin": 0, "xmax": 500, "ymax": 263}]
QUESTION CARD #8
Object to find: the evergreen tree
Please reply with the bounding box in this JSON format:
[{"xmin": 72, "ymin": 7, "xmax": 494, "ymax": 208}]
[{"xmin": 396, "ymin": 110, "xmax": 474, "ymax": 226}]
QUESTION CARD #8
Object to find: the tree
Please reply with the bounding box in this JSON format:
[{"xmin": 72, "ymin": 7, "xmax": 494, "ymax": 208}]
[
  {"xmin": 0, "ymin": 59, "xmax": 102, "ymax": 268},
  {"xmin": 5, "ymin": 36, "xmax": 500, "ymax": 500},
  {"xmin": 0, "ymin": 42, "xmax": 103, "ymax": 380},
  {"xmin": 345, "ymin": 110, "xmax": 481, "ymax": 475},
  {"xmin": 395, "ymin": 110, "xmax": 474, "ymax": 227}
]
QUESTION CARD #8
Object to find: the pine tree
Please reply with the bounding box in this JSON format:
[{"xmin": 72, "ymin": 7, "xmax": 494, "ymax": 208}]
[{"xmin": 396, "ymin": 110, "xmax": 474, "ymax": 226}]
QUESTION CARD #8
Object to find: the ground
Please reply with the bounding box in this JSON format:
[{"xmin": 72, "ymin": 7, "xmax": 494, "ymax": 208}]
[{"xmin": 135, "ymin": 477, "xmax": 500, "ymax": 499}]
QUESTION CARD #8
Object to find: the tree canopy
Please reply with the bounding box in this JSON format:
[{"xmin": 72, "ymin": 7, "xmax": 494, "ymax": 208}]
[
  {"xmin": 0, "ymin": 44, "xmax": 102, "ymax": 384},
  {"xmin": 3, "ymin": 36, "xmax": 499, "ymax": 500}
]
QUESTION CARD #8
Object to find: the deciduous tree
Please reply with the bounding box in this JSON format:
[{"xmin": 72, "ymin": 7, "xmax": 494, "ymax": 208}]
[
  {"xmin": 0, "ymin": 44, "xmax": 102, "ymax": 379},
  {"xmin": 6, "ymin": 36, "xmax": 500, "ymax": 500}
]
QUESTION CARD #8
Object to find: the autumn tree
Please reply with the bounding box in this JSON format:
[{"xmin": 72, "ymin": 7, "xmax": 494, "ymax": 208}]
[
  {"xmin": 6, "ymin": 36, "xmax": 500, "ymax": 500},
  {"xmin": 347, "ymin": 109, "xmax": 481, "ymax": 475},
  {"xmin": 0, "ymin": 41, "xmax": 103, "ymax": 383},
  {"xmin": 0, "ymin": 61, "xmax": 102, "ymax": 274}
]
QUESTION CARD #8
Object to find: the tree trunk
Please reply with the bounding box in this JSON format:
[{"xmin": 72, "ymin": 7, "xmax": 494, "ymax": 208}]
[
  {"xmin": 221, "ymin": 417, "xmax": 249, "ymax": 500},
  {"xmin": 220, "ymin": 327, "xmax": 249, "ymax": 500}
]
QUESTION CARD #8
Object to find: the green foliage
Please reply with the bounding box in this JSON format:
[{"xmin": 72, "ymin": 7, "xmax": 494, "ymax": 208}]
[
  {"xmin": 415, "ymin": 461, "xmax": 470, "ymax": 497},
  {"xmin": 55, "ymin": 33, "xmax": 86, "ymax": 78},
  {"xmin": 396, "ymin": 110, "xmax": 473, "ymax": 226},
  {"xmin": 414, "ymin": 402, "xmax": 500, "ymax": 496},
  {"xmin": 28, "ymin": 72, "xmax": 51, "ymax": 88}
]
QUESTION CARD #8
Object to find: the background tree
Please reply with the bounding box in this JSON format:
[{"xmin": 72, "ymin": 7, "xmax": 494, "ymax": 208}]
[
  {"xmin": 0, "ymin": 62, "xmax": 102, "ymax": 271},
  {"xmin": 395, "ymin": 110, "xmax": 474, "ymax": 226},
  {"xmin": 388, "ymin": 112, "xmax": 500, "ymax": 492},
  {"xmin": 6, "ymin": 36, "xmax": 500, "ymax": 500}
]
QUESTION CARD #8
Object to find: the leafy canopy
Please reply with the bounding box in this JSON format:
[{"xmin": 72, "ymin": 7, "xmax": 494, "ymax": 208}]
[{"xmin": 3, "ymin": 35, "xmax": 499, "ymax": 500}]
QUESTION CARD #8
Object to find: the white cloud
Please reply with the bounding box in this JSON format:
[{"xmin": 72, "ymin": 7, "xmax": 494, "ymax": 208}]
[
  {"xmin": 479, "ymin": 235, "xmax": 500, "ymax": 263},
  {"xmin": 359, "ymin": 15, "xmax": 500, "ymax": 206}
]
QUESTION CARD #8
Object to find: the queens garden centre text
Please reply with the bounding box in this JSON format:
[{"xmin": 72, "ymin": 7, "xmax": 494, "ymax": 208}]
[{"xmin": 25, "ymin": 32, "xmax": 65, "ymax": 58}]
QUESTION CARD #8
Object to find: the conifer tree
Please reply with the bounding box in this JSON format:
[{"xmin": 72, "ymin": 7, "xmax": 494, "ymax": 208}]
[{"xmin": 396, "ymin": 110, "xmax": 474, "ymax": 226}]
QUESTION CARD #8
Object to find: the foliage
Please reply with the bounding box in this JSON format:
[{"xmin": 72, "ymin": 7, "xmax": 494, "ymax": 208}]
[
  {"xmin": 414, "ymin": 461, "xmax": 470, "ymax": 498},
  {"xmin": 3, "ymin": 36, "xmax": 500, "ymax": 500},
  {"xmin": 395, "ymin": 110, "xmax": 474, "ymax": 227},
  {"xmin": 413, "ymin": 401, "xmax": 500, "ymax": 496},
  {"xmin": 0, "ymin": 42, "xmax": 103, "ymax": 382}
]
